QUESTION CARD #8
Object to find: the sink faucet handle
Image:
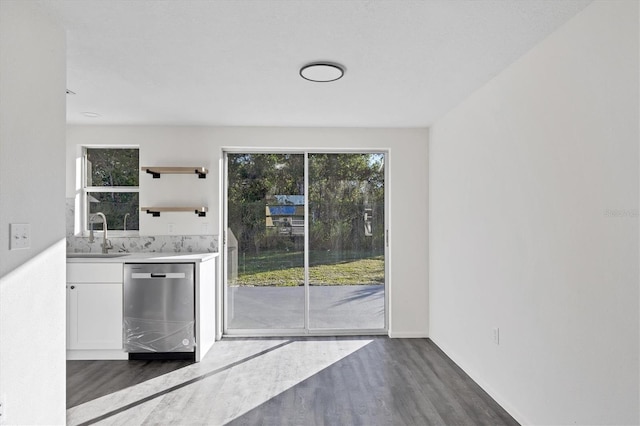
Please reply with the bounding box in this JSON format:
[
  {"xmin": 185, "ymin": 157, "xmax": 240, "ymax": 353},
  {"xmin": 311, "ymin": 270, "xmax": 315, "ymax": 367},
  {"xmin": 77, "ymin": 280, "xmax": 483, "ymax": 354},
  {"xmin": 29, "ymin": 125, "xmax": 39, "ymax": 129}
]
[{"xmin": 102, "ymin": 238, "xmax": 113, "ymax": 254}]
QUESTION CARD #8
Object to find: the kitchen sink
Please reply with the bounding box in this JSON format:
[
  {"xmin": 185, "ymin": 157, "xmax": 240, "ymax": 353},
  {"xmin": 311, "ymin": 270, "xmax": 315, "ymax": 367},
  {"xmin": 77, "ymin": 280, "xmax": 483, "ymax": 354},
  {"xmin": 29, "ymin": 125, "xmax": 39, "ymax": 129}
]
[{"xmin": 67, "ymin": 253, "xmax": 130, "ymax": 258}]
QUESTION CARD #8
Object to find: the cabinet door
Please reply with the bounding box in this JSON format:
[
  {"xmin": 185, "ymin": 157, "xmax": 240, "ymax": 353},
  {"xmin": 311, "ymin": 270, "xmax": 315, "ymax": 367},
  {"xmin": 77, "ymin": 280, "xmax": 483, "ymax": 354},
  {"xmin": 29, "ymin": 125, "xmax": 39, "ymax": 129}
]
[{"xmin": 68, "ymin": 283, "xmax": 123, "ymax": 350}]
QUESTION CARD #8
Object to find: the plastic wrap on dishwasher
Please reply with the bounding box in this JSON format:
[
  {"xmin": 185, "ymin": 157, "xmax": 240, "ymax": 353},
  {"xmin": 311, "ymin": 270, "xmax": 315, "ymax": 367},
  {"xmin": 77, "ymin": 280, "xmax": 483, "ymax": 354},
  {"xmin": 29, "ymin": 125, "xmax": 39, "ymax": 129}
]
[{"xmin": 124, "ymin": 317, "xmax": 196, "ymax": 352}]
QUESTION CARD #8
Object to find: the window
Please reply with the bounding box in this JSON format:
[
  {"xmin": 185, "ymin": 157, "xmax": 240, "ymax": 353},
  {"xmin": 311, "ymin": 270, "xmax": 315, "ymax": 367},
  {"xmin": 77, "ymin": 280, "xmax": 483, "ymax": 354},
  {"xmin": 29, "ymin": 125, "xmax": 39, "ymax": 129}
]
[{"xmin": 83, "ymin": 147, "xmax": 139, "ymax": 233}]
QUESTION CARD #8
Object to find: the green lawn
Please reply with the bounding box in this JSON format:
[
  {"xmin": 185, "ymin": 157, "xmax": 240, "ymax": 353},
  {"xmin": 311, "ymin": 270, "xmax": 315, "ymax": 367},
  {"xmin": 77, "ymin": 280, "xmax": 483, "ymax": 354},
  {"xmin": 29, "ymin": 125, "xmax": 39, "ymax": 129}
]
[{"xmin": 235, "ymin": 250, "xmax": 384, "ymax": 286}]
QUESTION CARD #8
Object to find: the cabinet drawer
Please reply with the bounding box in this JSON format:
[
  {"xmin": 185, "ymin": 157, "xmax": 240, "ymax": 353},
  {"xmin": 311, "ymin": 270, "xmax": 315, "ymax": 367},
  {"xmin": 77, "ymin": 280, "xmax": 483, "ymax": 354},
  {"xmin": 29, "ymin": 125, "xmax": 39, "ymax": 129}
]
[{"xmin": 67, "ymin": 263, "xmax": 123, "ymax": 283}]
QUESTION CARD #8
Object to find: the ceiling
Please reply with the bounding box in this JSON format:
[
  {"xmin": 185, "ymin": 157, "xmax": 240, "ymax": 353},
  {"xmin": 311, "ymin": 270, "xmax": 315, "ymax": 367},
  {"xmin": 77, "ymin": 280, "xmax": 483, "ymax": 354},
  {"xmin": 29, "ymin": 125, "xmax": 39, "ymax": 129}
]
[{"xmin": 35, "ymin": 0, "xmax": 591, "ymax": 127}]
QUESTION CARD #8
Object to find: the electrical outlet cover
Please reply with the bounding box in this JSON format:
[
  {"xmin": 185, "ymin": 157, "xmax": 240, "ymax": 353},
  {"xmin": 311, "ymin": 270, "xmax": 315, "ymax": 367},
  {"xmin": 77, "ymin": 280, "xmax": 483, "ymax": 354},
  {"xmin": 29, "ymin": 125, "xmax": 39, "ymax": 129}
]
[
  {"xmin": 9, "ymin": 223, "xmax": 30, "ymax": 250},
  {"xmin": 0, "ymin": 394, "xmax": 5, "ymax": 424}
]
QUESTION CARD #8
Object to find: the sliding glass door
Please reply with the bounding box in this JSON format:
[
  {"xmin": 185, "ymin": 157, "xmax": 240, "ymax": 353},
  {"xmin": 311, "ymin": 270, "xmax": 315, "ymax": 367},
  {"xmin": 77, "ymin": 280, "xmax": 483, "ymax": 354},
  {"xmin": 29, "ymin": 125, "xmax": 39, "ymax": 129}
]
[
  {"xmin": 308, "ymin": 153, "xmax": 385, "ymax": 330},
  {"xmin": 224, "ymin": 151, "xmax": 386, "ymax": 334},
  {"xmin": 225, "ymin": 153, "xmax": 305, "ymax": 330}
]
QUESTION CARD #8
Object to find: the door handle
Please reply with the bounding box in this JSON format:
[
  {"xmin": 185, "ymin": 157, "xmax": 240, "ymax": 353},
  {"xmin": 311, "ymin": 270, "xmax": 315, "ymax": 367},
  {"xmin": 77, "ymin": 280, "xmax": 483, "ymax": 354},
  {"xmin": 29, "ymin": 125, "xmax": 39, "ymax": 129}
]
[{"xmin": 150, "ymin": 273, "xmax": 167, "ymax": 278}]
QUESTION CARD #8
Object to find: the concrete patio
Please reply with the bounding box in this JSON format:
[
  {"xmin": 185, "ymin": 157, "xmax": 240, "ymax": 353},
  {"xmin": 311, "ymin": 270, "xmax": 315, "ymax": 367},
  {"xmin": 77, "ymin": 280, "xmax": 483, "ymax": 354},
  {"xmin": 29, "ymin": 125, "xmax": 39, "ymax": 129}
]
[{"xmin": 227, "ymin": 284, "xmax": 385, "ymax": 330}]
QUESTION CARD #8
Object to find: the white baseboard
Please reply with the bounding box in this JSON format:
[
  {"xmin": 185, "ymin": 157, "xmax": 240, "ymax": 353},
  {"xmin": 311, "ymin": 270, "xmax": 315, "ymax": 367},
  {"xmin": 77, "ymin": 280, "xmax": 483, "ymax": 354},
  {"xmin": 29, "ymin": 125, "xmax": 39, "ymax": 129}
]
[
  {"xmin": 388, "ymin": 331, "xmax": 429, "ymax": 338},
  {"xmin": 429, "ymin": 338, "xmax": 530, "ymax": 425}
]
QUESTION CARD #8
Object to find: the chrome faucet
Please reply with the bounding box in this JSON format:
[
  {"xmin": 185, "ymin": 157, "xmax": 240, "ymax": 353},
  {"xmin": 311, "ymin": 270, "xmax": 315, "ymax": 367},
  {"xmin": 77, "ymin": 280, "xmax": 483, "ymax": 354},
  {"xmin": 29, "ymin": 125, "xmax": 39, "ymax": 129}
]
[
  {"xmin": 93, "ymin": 212, "xmax": 113, "ymax": 254},
  {"xmin": 88, "ymin": 219, "xmax": 95, "ymax": 243}
]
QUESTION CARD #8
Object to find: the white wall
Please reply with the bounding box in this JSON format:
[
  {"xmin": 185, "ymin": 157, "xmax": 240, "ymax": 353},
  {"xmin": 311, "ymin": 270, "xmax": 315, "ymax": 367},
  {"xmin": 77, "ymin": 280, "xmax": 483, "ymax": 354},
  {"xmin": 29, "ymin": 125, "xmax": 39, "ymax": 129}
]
[
  {"xmin": 0, "ymin": 1, "xmax": 67, "ymax": 424},
  {"xmin": 429, "ymin": 1, "xmax": 639, "ymax": 424},
  {"xmin": 67, "ymin": 126, "xmax": 429, "ymax": 337}
]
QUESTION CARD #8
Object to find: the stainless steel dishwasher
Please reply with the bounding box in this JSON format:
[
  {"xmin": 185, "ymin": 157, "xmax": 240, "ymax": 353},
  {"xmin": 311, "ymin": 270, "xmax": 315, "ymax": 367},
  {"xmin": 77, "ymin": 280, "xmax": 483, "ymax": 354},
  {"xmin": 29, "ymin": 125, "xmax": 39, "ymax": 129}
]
[{"xmin": 124, "ymin": 263, "xmax": 196, "ymax": 359}]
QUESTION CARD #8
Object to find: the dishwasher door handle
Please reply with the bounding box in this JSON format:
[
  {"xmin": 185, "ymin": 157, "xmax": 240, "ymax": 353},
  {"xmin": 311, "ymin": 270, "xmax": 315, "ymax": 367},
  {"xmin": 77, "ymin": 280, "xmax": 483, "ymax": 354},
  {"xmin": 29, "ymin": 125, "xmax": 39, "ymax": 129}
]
[{"xmin": 131, "ymin": 272, "xmax": 188, "ymax": 279}]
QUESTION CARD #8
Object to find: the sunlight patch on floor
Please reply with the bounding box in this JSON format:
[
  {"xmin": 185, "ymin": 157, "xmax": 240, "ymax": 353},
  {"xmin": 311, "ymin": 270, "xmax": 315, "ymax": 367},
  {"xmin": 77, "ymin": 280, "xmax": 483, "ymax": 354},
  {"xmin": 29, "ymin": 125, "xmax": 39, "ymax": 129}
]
[{"xmin": 67, "ymin": 338, "xmax": 373, "ymax": 425}]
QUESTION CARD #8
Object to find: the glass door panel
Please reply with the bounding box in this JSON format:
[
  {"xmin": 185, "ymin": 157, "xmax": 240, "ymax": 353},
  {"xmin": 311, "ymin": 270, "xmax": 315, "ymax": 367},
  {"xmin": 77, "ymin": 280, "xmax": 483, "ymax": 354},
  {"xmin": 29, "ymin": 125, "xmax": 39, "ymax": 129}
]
[
  {"xmin": 308, "ymin": 153, "xmax": 385, "ymax": 330},
  {"xmin": 226, "ymin": 153, "xmax": 305, "ymax": 330}
]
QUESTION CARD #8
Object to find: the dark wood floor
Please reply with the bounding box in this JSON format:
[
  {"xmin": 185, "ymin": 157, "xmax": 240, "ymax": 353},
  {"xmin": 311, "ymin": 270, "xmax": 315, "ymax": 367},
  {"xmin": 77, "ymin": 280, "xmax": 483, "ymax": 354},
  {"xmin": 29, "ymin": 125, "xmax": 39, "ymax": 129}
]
[
  {"xmin": 228, "ymin": 338, "xmax": 518, "ymax": 426},
  {"xmin": 66, "ymin": 359, "xmax": 193, "ymax": 408},
  {"xmin": 67, "ymin": 338, "xmax": 519, "ymax": 425}
]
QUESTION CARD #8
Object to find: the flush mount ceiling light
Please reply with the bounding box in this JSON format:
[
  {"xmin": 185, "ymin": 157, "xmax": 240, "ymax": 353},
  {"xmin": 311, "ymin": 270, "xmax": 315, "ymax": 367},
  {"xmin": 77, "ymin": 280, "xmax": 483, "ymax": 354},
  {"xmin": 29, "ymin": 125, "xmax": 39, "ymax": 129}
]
[{"xmin": 300, "ymin": 62, "xmax": 345, "ymax": 82}]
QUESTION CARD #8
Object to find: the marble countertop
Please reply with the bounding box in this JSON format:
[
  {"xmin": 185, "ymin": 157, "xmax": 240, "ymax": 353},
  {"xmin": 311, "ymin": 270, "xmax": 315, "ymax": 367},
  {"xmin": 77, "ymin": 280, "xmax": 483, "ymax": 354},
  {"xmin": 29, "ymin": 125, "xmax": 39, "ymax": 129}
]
[{"xmin": 66, "ymin": 252, "xmax": 219, "ymax": 263}]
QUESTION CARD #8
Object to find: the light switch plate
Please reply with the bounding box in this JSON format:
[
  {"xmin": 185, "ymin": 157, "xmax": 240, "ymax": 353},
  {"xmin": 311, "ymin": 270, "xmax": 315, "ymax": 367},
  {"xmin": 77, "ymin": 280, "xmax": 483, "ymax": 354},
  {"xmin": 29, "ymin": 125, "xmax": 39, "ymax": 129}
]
[{"xmin": 9, "ymin": 223, "xmax": 30, "ymax": 250}]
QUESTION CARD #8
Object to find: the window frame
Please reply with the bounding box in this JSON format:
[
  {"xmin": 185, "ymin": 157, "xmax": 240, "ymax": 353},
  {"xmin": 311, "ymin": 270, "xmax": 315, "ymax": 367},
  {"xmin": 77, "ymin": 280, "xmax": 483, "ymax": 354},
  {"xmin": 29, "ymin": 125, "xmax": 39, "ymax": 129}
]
[{"xmin": 81, "ymin": 145, "xmax": 140, "ymax": 237}]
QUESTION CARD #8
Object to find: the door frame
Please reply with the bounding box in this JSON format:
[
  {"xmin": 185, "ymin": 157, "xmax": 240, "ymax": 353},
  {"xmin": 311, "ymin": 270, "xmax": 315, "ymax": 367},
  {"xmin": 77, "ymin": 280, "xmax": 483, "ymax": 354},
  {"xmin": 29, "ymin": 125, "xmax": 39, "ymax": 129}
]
[{"xmin": 222, "ymin": 148, "xmax": 389, "ymax": 337}]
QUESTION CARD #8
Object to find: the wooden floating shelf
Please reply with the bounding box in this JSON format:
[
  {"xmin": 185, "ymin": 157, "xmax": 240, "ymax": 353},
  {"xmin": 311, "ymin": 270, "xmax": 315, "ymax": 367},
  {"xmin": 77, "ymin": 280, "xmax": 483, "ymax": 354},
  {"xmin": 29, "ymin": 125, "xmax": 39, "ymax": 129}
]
[
  {"xmin": 141, "ymin": 206, "xmax": 208, "ymax": 217},
  {"xmin": 141, "ymin": 166, "xmax": 208, "ymax": 179}
]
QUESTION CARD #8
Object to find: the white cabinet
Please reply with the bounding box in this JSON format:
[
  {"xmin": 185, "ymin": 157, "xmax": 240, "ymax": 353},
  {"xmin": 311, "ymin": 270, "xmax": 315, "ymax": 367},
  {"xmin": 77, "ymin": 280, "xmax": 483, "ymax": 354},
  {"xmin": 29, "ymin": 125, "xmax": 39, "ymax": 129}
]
[
  {"xmin": 195, "ymin": 257, "xmax": 216, "ymax": 361},
  {"xmin": 66, "ymin": 263, "xmax": 126, "ymax": 360},
  {"xmin": 66, "ymin": 254, "xmax": 219, "ymax": 361},
  {"xmin": 67, "ymin": 283, "xmax": 122, "ymax": 349}
]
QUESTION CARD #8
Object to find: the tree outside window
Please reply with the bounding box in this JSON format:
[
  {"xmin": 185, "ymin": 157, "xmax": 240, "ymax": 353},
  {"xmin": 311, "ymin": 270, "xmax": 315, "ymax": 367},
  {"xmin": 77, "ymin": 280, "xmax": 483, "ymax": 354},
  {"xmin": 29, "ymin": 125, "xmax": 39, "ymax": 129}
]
[{"xmin": 84, "ymin": 148, "xmax": 139, "ymax": 232}]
